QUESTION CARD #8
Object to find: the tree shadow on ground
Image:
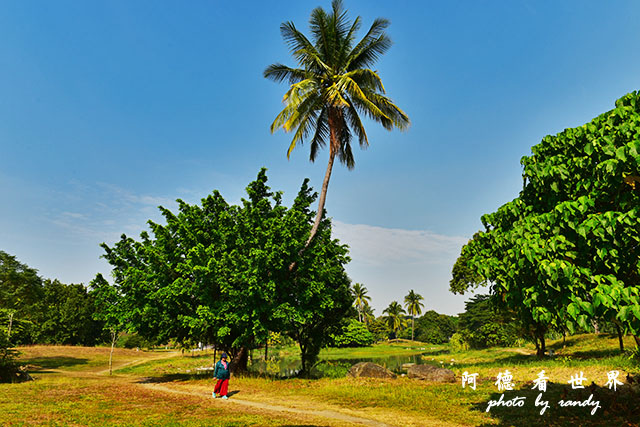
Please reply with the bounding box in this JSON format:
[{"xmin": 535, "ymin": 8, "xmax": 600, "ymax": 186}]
[
  {"xmin": 137, "ymin": 370, "xmax": 298, "ymax": 385},
  {"xmin": 567, "ymin": 349, "xmax": 626, "ymax": 360},
  {"xmin": 22, "ymin": 356, "xmax": 89, "ymax": 370},
  {"xmin": 472, "ymin": 381, "xmax": 640, "ymax": 427},
  {"xmin": 548, "ymin": 334, "xmax": 622, "ymax": 352}
]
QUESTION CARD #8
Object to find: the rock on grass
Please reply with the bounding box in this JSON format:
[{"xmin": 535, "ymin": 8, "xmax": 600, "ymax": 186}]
[
  {"xmin": 348, "ymin": 362, "xmax": 396, "ymax": 379},
  {"xmin": 407, "ymin": 364, "xmax": 455, "ymax": 382}
]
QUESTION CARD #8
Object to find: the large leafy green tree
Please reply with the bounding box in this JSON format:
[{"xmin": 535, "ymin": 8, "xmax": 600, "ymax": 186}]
[
  {"xmin": 413, "ymin": 310, "xmax": 457, "ymax": 344},
  {"xmin": 458, "ymin": 91, "xmax": 640, "ymax": 355},
  {"xmin": 404, "ymin": 289, "xmax": 424, "ymax": 341},
  {"xmin": 265, "ymin": 0, "xmax": 410, "ymax": 251},
  {"xmin": 100, "ymin": 169, "xmax": 352, "ymax": 375},
  {"xmin": 0, "ymin": 251, "xmax": 43, "ymax": 344},
  {"xmin": 34, "ymin": 279, "xmax": 104, "ymax": 346}
]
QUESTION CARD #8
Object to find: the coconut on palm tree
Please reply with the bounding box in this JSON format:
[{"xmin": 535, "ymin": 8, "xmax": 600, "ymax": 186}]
[
  {"xmin": 404, "ymin": 290, "xmax": 425, "ymax": 341},
  {"xmin": 383, "ymin": 301, "xmax": 406, "ymax": 339},
  {"xmin": 352, "ymin": 283, "xmax": 371, "ymax": 322},
  {"xmin": 265, "ymin": 0, "xmax": 410, "ymax": 253}
]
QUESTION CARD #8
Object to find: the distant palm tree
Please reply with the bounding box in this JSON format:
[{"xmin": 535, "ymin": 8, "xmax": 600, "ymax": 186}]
[
  {"xmin": 265, "ymin": 0, "xmax": 410, "ymax": 255},
  {"xmin": 352, "ymin": 283, "xmax": 371, "ymax": 322},
  {"xmin": 383, "ymin": 301, "xmax": 406, "ymax": 339},
  {"xmin": 361, "ymin": 304, "xmax": 375, "ymax": 325},
  {"xmin": 404, "ymin": 290, "xmax": 425, "ymax": 341}
]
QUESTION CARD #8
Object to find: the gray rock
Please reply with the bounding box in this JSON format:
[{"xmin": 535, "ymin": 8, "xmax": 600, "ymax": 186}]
[
  {"xmin": 407, "ymin": 364, "xmax": 455, "ymax": 382},
  {"xmin": 348, "ymin": 362, "xmax": 396, "ymax": 379}
]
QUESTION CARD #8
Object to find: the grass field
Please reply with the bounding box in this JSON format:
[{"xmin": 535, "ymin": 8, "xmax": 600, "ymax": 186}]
[{"xmin": 3, "ymin": 334, "xmax": 639, "ymax": 426}]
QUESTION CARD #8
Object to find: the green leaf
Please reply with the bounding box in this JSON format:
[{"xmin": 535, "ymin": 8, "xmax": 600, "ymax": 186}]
[
  {"xmin": 584, "ymin": 142, "xmax": 593, "ymax": 155},
  {"xmin": 616, "ymin": 146, "xmax": 627, "ymax": 162}
]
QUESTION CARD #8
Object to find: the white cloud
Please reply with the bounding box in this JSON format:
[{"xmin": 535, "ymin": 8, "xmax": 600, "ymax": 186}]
[
  {"xmin": 332, "ymin": 221, "xmax": 468, "ymax": 265},
  {"xmin": 331, "ymin": 221, "xmax": 476, "ymax": 316}
]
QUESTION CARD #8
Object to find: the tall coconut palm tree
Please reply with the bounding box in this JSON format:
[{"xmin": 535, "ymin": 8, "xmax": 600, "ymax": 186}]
[
  {"xmin": 404, "ymin": 290, "xmax": 425, "ymax": 341},
  {"xmin": 383, "ymin": 301, "xmax": 406, "ymax": 339},
  {"xmin": 352, "ymin": 283, "xmax": 371, "ymax": 322},
  {"xmin": 265, "ymin": 0, "xmax": 410, "ymax": 253}
]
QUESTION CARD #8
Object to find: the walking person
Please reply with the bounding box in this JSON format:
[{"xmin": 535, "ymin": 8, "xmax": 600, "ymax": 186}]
[{"xmin": 212, "ymin": 353, "xmax": 230, "ymax": 399}]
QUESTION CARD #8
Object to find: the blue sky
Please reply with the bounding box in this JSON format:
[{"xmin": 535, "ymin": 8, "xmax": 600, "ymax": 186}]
[{"xmin": 1, "ymin": 1, "xmax": 639, "ymax": 316}]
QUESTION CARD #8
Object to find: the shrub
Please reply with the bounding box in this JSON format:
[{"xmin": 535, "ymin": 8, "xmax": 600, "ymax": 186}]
[
  {"xmin": 450, "ymin": 331, "xmax": 471, "ymax": 351},
  {"xmin": 330, "ymin": 319, "xmax": 375, "ymax": 347},
  {"xmin": 0, "ymin": 330, "xmax": 29, "ymax": 383},
  {"xmin": 470, "ymin": 323, "xmax": 517, "ymax": 348},
  {"xmin": 117, "ymin": 333, "xmax": 152, "ymax": 349}
]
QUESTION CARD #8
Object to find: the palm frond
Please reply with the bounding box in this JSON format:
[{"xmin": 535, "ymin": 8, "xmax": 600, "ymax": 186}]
[
  {"xmin": 346, "ymin": 18, "xmax": 390, "ymax": 70},
  {"xmin": 348, "ymin": 34, "xmax": 392, "ymax": 71},
  {"xmin": 283, "ymin": 90, "xmax": 322, "ymax": 133},
  {"xmin": 344, "ymin": 68, "xmax": 385, "ymax": 93},
  {"xmin": 338, "ymin": 76, "xmax": 389, "ymax": 122},
  {"xmin": 344, "ymin": 102, "xmax": 368, "ymax": 148},
  {"xmin": 337, "ymin": 123, "xmax": 355, "ymax": 169},
  {"xmin": 282, "ymin": 79, "xmax": 317, "ymax": 106},
  {"xmin": 309, "ymin": 107, "xmax": 329, "ymax": 162},
  {"xmin": 263, "ymin": 64, "xmax": 309, "ymax": 84},
  {"xmin": 366, "ymin": 92, "xmax": 410, "ymax": 130},
  {"xmin": 280, "ymin": 22, "xmax": 329, "ymax": 72},
  {"xmin": 324, "ymin": 82, "xmax": 351, "ymax": 108},
  {"xmin": 336, "ymin": 16, "xmax": 361, "ymax": 70}
]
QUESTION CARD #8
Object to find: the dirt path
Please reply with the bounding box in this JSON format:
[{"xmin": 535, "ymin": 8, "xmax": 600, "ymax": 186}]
[
  {"xmin": 95, "ymin": 351, "xmax": 180, "ymax": 375},
  {"xmin": 48, "ymin": 353, "xmax": 397, "ymax": 426},
  {"xmin": 138, "ymin": 381, "xmax": 396, "ymax": 427}
]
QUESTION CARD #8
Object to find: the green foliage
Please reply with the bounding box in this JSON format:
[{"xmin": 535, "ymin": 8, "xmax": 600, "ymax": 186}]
[
  {"xmin": 329, "ymin": 319, "xmax": 374, "ymax": 347},
  {"xmin": 471, "ymin": 323, "xmax": 518, "ymax": 348},
  {"xmin": 0, "ymin": 329, "xmax": 21, "ymax": 383},
  {"xmin": 34, "ymin": 280, "xmax": 105, "ymax": 346},
  {"xmin": 413, "ymin": 310, "xmax": 456, "ymax": 344},
  {"xmin": 449, "ymin": 236, "xmax": 486, "ymax": 295},
  {"xmin": 117, "ymin": 333, "xmax": 153, "ymax": 349},
  {"xmin": 460, "ymin": 91, "xmax": 640, "ymax": 352},
  {"xmin": 382, "ymin": 301, "xmax": 407, "ymax": 339},
  {"xmin": 458, "ymin": 294, "xmax": 495, "ymax": 331},
  {"xmin": 449, "ymin": 331, "xmax": 471, "ymax": 351},
  {"xmin": 0, "ymin": 251, "xmax": 43, "ymax": 344},
  {"xmin": 99, "ymin": 169, "xmax": 353, "ymax": 375},
  {"xmin": 366, "ymin": 317, "xmax": 390, "ymax": 341}
]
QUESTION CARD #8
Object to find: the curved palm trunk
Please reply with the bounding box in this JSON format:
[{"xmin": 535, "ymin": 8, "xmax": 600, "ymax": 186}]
[
  {"xmin": 289, "ymin": 109, "xmax": 340, "ymax": 272},
  {"xmin": 305, "ymin": 149, "xmax": 336, "ymax": 248}
]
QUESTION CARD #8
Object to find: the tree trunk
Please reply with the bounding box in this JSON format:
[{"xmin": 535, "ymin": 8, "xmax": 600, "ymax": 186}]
[
  {"xmin": 562, "ymin": 330, "xmax": 566, "ymax": 349},
  {"xmin": 305, "ymin": 149, "xmax": 336, "ymax": 249},
  {"xmin": 289, "ymin": 109, "xmax": 340, "ymax": 272},
  {"xmin": 633, "ymin": 334, "xmax": 640, "ymax": 350},
  {"xmin": 264, "ymin": 340, "xmax": 268, "ymax": 360},
  {"xmin": 535, "ymin": 331, "xmax": 546, "ymax": 358},
  {"xmin": 614, "ymin": 322, "xmax": 624, "ymax": 352},
  {"xmin": 411, "ymin": 317, "xmax": 415, "ymax": 341},
  {"xmin": 109, "ymin": 329, "xmax": 117, "ymax": 376},
  {"xmin": 7, "ymin": 312, "xmax": 13, "ymax": 340},
  {"xmin": 230, "ymin": 346, "xmax": 249, "ymax": 374}
]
